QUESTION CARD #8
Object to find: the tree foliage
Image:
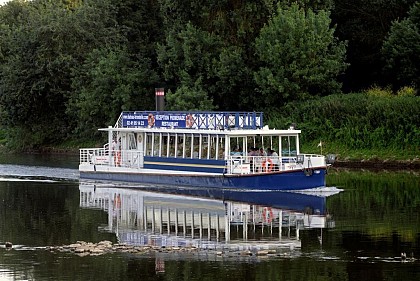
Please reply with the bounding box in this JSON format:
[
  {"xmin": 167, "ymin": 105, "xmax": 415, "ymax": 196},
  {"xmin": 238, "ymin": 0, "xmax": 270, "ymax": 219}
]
[
  {"xmin": 0, "ymin": 0, "xmax": 122, "ymax": 148},
  {"xmin": 332, "ymin": 0, "xmax": 417, "ymax": 91},
  {"xmin": 69, "ymin": 47, "xmax": 159, "ymax": 138},
  {"xmin": 0, "ymin": 0, "xmax": 418, "ymax": 150},
  {"xmin": 254, "ymin": 4, "xmax": 347, "ymax": 108},
  {"xmin": 382, "ymin": 2, "xmax": 420, "ymax": 89}
]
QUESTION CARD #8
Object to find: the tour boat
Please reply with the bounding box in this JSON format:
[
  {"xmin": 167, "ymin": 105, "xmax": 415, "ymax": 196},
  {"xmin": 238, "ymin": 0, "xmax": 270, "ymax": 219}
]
[{"xmin": 79, "ymin": 111, "xmax": 330, "ymax": 190}]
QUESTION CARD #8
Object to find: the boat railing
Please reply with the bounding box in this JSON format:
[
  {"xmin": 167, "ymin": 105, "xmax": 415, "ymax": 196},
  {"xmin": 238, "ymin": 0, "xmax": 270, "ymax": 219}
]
[
  {"xmin": 227, "ymin": 154, "xmax": 325, "ymax": 174},
  {"xmin": 227, "ymin": 155, "xmax": 295, "ymax": 174},
  {"xmin": 80, "ymin": 147, "xmax": 109, "ymax": 165},
  {"xmin": 80, "ymin": 148, "xmax": 145, "ymax": 168}
]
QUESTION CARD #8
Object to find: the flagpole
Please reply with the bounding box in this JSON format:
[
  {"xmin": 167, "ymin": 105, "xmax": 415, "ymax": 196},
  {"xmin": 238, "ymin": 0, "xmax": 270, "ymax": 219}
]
[{"xmin": 318, "ymin": 140, "xmax": 323, "ymax": 155}]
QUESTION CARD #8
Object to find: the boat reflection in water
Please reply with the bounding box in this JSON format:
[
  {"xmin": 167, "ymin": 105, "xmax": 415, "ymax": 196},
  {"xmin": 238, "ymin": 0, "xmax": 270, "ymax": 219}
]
[{"xmin": 79, "ymin": 183, "xmax": 340, "ymax": 253}]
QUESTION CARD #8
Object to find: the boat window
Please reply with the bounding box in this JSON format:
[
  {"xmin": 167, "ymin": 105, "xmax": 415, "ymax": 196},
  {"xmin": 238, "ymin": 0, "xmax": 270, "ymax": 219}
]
[
  {"xmin": 229, "ymin": 137, "xmax": 245, "ymax": 155},
  {"xmin": 281, "ymin": 136, "xmax": 297, "ymax": 156},
  {"xmin": 128, "ymin": 133, "xmax": 137, "ymax": 150},
  {"xmin": 201, "ymin": 135, "xmax": 209, "ymax": 159},
  {"xmin": 145, "ymin": 133, "xmax": 152, "ymax": 155},
  {"xmin": 246, "ymin": 136, "xmax": 256, "ymax": 152},
  {"xmin": 161, "ymin": 134, "xmax": 170, "ymax": 157},
  {"xmin": 193, "ymin": 135, "xmax": 200, "ymax": 158},
  {"xmin": 185, "ymin": 134, "xmax": 192, "ymax": 158},
  {"xmin": 175, "ymin": 135, "xmax": 183, "ymax": 157},
  {"xmin": 169, "ymin": 134, "xmax": 177, "ymax": 157},
  {"xmin": 261, "ymin": 136, "xmax": 270, "ymax": 152},
  {"xmin": 218, "ymin": 136, "xmax": 225, "ymax": 159},
  {"xmin": 153, "ymin": 133, "xmax": 161, "ymax": 156},
  {"xmin": 209, "ymin": 136, "xmax": 217, "ymax": 159}
]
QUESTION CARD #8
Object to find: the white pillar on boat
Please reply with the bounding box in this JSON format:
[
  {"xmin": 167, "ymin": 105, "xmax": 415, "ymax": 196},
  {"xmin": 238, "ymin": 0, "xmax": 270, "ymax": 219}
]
[
  {"xmin": 198, "ymin": 135, "xmax": 202, "ymax": 159},
  {"xmin": 215, "ymin": 135, "xmax": 219, "ymax": 160},
  {"xmin": 296, "ymin": 134, "xmax": 300, "ymax": 155},
  {"xmin": 108, "ymin": 126, "xmax": 113, "ymax": 165},
  {"xmin": 174, "ymin": 134, "xmax": 178, "ymax": 158},
  {"xmin": 243, "ymin": 212, "xmax": 247, "ymax": 241},
  {"xmin": 182, "ymin": 133, "xmax": 186, "ymax": 158},
  {"xmin": 190, "ymin": 133, "xmax": 194, "ymax": 159}
]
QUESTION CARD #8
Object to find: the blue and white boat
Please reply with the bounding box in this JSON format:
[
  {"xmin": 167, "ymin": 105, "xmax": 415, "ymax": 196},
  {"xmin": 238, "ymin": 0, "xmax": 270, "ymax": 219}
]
[{"xmin": 79, "ymin": 111, "xmax": 329, "ymax": 190}]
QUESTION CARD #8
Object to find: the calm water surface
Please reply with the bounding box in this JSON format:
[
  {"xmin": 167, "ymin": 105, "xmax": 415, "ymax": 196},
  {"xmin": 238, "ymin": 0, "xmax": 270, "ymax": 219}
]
[{"xmin": 0, "ymin": 154, "xmax": 419, "ymax": 281}]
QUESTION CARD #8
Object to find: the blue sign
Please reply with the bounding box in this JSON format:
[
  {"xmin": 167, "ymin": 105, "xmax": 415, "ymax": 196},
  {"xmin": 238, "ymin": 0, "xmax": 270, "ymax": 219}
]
[{"xmin": 122, "ymin": 112, "xmax": 188, "ymax": 128}]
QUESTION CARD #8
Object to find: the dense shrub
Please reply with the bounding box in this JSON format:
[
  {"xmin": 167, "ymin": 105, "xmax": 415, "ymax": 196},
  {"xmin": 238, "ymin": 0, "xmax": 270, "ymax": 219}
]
[{"xmin": 266, "ymin": 93, "xmax": 420, "ymax": 151}]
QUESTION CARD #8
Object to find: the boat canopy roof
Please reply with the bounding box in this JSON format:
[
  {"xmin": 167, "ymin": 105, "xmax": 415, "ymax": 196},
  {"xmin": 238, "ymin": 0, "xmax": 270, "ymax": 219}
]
[
  {"xmin": 99, "ymin": 126, "xmax": 301, "ymax": 136},
  {"xmin": 100, "ymin": 111, "xmax": 301, "ymax": 135}
]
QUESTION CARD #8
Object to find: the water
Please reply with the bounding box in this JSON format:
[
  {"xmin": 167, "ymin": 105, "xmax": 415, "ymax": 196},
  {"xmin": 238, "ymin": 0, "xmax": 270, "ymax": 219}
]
[{"xmin": 0, "ymin": 154, "xmax": 420, "ymax": 280}]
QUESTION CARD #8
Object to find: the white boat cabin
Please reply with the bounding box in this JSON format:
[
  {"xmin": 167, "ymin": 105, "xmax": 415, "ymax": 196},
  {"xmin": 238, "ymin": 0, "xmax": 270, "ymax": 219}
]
[{"xmin": 80, "ymin": 111, "xmax": 325, "ymax": 174}]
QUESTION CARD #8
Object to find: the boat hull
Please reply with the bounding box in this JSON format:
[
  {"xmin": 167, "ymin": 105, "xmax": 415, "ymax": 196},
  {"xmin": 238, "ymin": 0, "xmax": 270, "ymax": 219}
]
[{"xmin": 79, "ymin": 168, "xmax": 327, "ymax": 191}]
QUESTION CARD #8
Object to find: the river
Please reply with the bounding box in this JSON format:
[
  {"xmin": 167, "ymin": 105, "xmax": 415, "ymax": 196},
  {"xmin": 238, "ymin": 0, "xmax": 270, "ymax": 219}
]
[{"xmin": 0, "ymin": 153, "xmax": 419, "ymax": 281}]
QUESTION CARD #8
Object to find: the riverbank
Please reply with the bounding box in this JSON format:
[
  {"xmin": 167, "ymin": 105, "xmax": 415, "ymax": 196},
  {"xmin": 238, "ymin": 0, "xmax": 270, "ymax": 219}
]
[{"xmin": 333, "ymin": 158, "xmax": 420, "ymax": 169}]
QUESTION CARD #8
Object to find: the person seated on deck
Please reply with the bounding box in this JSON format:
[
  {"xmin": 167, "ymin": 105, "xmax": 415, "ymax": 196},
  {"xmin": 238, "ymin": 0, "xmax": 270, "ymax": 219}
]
[
  {"xmin": 230, "ymin": 146, "xmax": 242, "ymax": 158},
  {"xmin": 255, "ymin": 147, "xmax": 267, "ymax": 172}
]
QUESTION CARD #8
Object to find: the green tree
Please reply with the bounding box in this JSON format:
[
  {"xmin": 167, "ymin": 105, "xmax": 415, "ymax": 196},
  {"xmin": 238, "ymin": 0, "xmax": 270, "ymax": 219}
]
[
  {"xmin": 69, "ymin": 47, "xmax": 158, "ymax": 138},
  {"xmin": 382, "ymin": 2, "xmax": 420, "ymax": 89},
  {"xmin": 157, "ymin": 0, "xmax": 279, "ymax": 111},
  {"xmin": 254, "ymin": 3, "xmax": 347, "ymax": 109},
  {"xmin": 0, "ymin": 0, "xmax": 122, "ymax": 148},
  {"xmin": 157, "ymin": 23, "xmax": 221, "ymax": 110},
  {"xmin": 278, "ymin": 0, "xmax": 334, "ymax": 11},
  {"xmin": 332, "ymin": 0, "xmax": 416, "ymax": 91},
  {"xmin": 166, "ymin": 76, "xmax": 215, "ymax": 111}
]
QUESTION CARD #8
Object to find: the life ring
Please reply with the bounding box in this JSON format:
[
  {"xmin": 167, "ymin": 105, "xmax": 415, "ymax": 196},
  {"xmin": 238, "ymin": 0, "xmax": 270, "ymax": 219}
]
[
  {"xmin": 262, "ymin": 158, "xmax": 273, "ymax": 172},
  {"xmin": 186, "ymin": 114, "xmax": 193, "ymax": 128},
  {"xmin": 263, "ymin": 207, "xmax": 274, "ymax": 223},
  {"xmin": 148, "ymin": 113, "xmax": 155, "ymax": 127}
]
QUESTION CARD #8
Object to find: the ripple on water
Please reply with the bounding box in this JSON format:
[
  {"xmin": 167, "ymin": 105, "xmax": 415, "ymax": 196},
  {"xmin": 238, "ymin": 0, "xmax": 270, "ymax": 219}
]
[{"xmin": 0, "ymin": 164, "xmax": 79, "ymax": 181}]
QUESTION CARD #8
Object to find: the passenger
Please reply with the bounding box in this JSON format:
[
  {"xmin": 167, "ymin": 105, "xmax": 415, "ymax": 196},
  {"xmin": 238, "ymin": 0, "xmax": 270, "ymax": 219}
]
[
  {"xmin": 248, "ymin": 147, "xmax": 258, "ymax": 172},
  {"xmin": 112, "ymin": 138, "xmax": 121, "ymax": 166},
  {"xmin": 269, "ymin": 149, "xmax": 279, "ymax": 171},
  {"xmin": 255, "ymin": 147, "xmax": 266, "ymax": 172},
  {"xmin": 231, "ymin": 146, "xmax": 242, "ymax": 157}
]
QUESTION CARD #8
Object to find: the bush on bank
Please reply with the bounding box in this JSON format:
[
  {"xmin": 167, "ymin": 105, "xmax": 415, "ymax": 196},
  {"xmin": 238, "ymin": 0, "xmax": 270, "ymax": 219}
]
[{"xmin": 266, "ymin": 92, "xmax": 420, "ymax": 160}]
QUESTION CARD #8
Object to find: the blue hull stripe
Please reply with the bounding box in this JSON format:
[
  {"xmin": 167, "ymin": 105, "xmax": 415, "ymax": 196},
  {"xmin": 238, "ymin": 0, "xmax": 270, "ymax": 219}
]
[
  {"xmin": 80, "ymin": 169, "xmax": 327, "ymax": 191},
  {"xmin": 144, "ymin": 156, "xmax": 225, "ymax": 173}
]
